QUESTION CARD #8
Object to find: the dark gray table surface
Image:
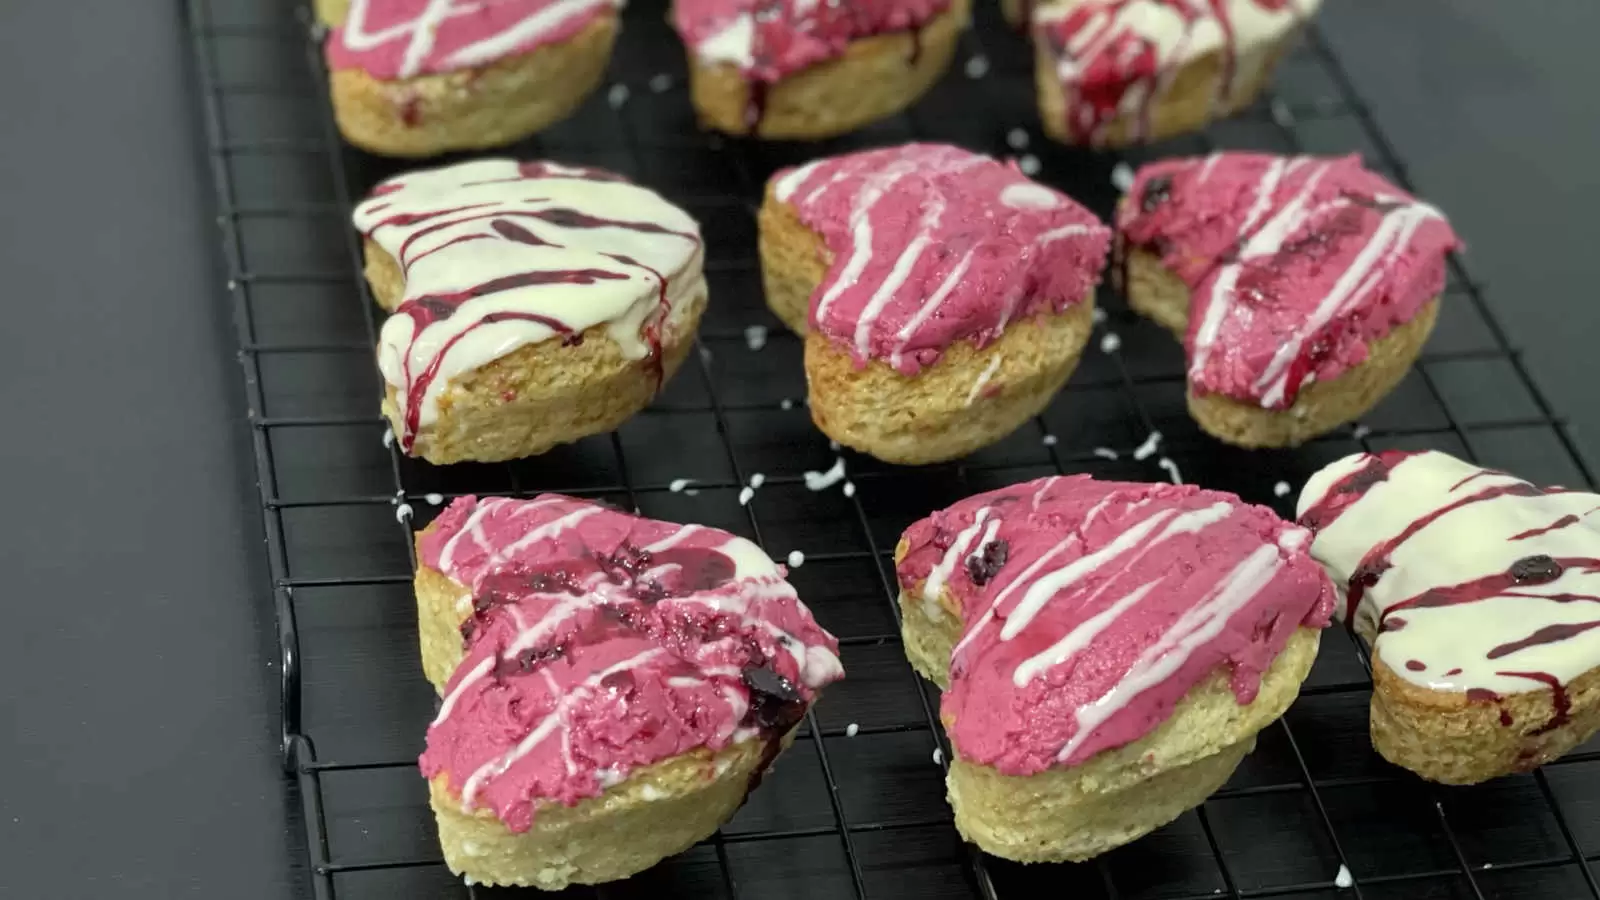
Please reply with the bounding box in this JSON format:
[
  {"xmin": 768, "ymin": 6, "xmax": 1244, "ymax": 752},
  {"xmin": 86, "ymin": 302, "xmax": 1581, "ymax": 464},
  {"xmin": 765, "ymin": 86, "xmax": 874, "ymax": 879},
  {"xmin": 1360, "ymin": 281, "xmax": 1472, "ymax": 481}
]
[{"xmin": 1, "ymin": 1, "xmax": 1594, "ymax": 897}]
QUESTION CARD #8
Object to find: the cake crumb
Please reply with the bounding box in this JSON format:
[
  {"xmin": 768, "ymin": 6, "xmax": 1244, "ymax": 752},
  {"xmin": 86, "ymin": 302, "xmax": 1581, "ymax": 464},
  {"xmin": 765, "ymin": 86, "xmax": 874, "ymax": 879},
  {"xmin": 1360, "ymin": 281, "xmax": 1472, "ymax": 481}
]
[
  {"xmin": 1100, "ymin": 332, "xmax": 1122, "ymax": 353},
  {"xmin": 1006, "ymin": 128, "xmax": 1029, "ymax": 150},
  {"xmin": 1093, "ymin": 446, "xmax": 1119, "ymax": 460},
  {"xmin": 606, "ymin": 83, "xmax": 629, "ymax": 109},
  {"xmin": 932, "ymin": 747, "xmax": 944, "ymax": 765},
  {"xmin": 649, "ymin": 73, "xmax": 673, "ymax": 93},
  {"xmin": 739, "ymin": 486, "xmax": 755, "ymax": 506},
  {"xmin": 1158, "ymin": 457, "xmax": 1183, "ymax": 484},
  {"xmin": 1133, "ymin": 430, "xmax": 1163, "ymax": 460},
  {"xmin": 964, "ymin": 54, "xmax": 989, "ymax": 78},
  {"xmin": 669, "ymin": 478, "xmax": 694, "ymax": 492},
  {"xmin": 843, "ymin": 481, "xmax": 856, "ymax": 498},
  {"xmin": 394, "ymin": 503, "xmax": 413, "ymax": 522},
  {"xmin": 1273, "ymin": 481, "xmax": 1292, "ymax": 498},
  {"xmin": 787, "ymin": 550, "xmax": 806, "ymax": 568},
  {"xmin": 1018, "ymin": 154, "xmax": 1042, "ymax": 176},
  {"xmin": 1334, "ymin": 864, "xmax": 1353, "ymax": 889},
  {"xmin": 846, "ymin": 723, "xmax": 859, "ymax": 737},
  {"xmin": 1111, "ymin": 162, "xmax": 1135, "ymax": 192},
  {"xmin": 804, "ymin": 457, "xmax": 847, "ymax": 491},
  {"xmin": 744, "ymin": 324, "xmax": 769, "ymax": 351},
  {"xmin": 1042, "ymin": 434, "xmax": 1058, "ymax": 447},
  {"xmin": 425, "ymin": 492, "xmax": 444, "ymax": 506}
]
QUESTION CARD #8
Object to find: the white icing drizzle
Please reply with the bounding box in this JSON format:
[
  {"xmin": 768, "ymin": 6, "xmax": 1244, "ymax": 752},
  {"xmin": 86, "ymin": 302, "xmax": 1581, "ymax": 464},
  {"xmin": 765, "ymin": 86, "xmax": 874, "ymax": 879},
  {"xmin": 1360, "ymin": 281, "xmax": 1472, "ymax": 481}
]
[
  {"xmin": 1055, "ymin": 541, "xmax": 1285, "ymax": 761},
  {"xmin": 353, "ymin": 160, "xmax": 702, "ymax": 444},
  {"xmin": 923, "ymin": 508, "xmax": 994, "ymax": 619},
  {"xmin": 964, "ymin": 355, "xmax": 1004, "ymax": 407},
  {"xmin": 804, "ymin": 458, "xmax": 847, "ymax": 491},
  {"xmin": 1299, "ymin": 450, "xmax": 1600, "ymax": 696}
]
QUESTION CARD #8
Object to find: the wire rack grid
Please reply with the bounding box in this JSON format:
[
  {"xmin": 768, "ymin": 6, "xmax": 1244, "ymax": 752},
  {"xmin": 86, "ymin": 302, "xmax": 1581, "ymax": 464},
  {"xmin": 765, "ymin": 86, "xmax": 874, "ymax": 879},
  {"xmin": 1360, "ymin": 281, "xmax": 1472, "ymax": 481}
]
[{"xmin": 184, "ymin": 0, "xmax": 1600, "ymax": 898}]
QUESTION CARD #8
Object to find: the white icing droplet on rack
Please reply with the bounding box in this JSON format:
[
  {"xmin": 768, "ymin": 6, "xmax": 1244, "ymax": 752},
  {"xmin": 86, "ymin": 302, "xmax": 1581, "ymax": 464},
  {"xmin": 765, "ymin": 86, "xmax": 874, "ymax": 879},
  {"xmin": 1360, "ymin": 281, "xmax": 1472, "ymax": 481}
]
[
  {"xmin": 787, "ymin": 550, "xmax": 806, "ymax": 568},
  {"xmin": 828, "ymin": 439, "xmax": 840, "ymax": 451},
  {"xmin": 392, "ymin": 489, "xmax": 405, "ymax": 505},
  {"xmin": 1133, "ymin": 430, "xmax": 1163, "ymax": 460},
  {"xmin": 1042, "ymin": 434, "xmax": 1059, "ymax": 447},
  {"xmin": 382, "ymin": 426, "xmax": 395, "ymax": 448},
  {"xmin": 395, "ymin": 503, "xmax": 414, "ymax": 522},
  {"xmin": 1006, "ymin": 128, "xmax": 1030, "ymax": 150},
  {"xmin": 749, "ymin": 473, "xmax": 766, "ymax": 489},
  {"xmin": 698, "ymin": 345, "xmax": 713, "ymax": 363},
  {"xmin": 649, "ymin": 73, "xmax": 673, "ymax": 93},
  {"xmin": 1158, "ymin": 457, "xmax": 1183, "ymax": 485},
  {"xmin": 804, "ymin": 458, "xmax": 847, "ymax": 491},
  {"xmin": 1093, "ymin": 446, "xmax": 1119, "ymax": 460},
  {"xmin": 778, "ymin": 398, "xmax": 795, "ymax": 410},
  {"xmin": 1092, "ymin": 306, "xmax": 1107, "ymax": 324},
  {"xmin": 1352, "ymin": 423, "xmax": 1372, "ymax": 440},
  {"xmin": 745, "ymin": 324, "xmax": 769, "ymax": 351},
  {"xmin": 669, "ymin": 478, "xmax": 694, "ymax": 492},
  {"xmin": 1270, "ymin": 99, "xmax": 1296, "ymax": 128},
  {"xmin": 739, "ymin": 486, "xmax": 755, "ymax": 506},
  {"xmin": 1481, "ymin": 863, "xmax": 1493, "ymax": 870},
  {"xmin": 964, "ymin": 54, "xmax": 989, "ymax": 78},
  {"xmin": 843, "ymin": 481, "xmax": 856, "ymax": 498},
  {"xmin": 1273, "ymin": 481, "xmax": 1292, "ymax": 498},
  {"xmin": 932, "ymin": 747, "xmax": 944, "ymax": 765},
  {"xmin": 606, "ymin": 83, "xmax": 629, "ymax": 109},
  {"xmin": 1111, "ymin": 162, "xmax": 1135, "ymax": 192},
  {"xmin": 684, "ymin": 489, "xmax": 700, "ymax": 496},
  {"xmin": 1334, "ymin": 864, "xmax": 1353, "ymax": 889},
  {"xmin": 846, "ymin": 722, "xmax": 859, "ymax": 737},
  {"xmin": 425, "ymin": 492, "xmax": 445, "ymax": 506},
  {"xmin": 1018, "ymin": 154, "xmax": 1042, "ymax": 176},
  {"xmin": 999, "ymin": 183, "xmax": 1061, "ymax": 210},
  {"xmin": 1100, "ymin": 332, "xmax": 1122, "ymax": 353}
]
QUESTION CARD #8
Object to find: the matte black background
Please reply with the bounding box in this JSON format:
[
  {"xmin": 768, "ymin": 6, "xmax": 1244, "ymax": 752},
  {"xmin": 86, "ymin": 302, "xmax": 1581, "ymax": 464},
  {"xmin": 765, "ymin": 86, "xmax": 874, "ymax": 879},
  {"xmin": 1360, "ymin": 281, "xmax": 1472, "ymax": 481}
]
[{"xmin": 2, "ymin": 1, "xmax": 1597, "ymax": 898}]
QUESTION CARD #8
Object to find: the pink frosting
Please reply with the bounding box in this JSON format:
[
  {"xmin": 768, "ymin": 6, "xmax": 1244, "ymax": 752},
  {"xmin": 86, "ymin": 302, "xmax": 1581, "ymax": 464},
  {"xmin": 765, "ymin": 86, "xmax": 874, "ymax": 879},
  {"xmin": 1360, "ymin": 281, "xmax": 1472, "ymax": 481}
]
[
  {"xmin": 326, "ymin": 0, "xmax": 618, "ymax": 80},
  {"xmin": 772, "ymin": 143, "xmax": 1111, "ymax": 374},
  {"xmin": 896, "ymin": 475, "xmax": 1333, "ymax": 774},
  {"xmin": 672, "ymin": 0, "xmax": 948, "ymax": 83},
  {"xmin": 417, "ymin": 495, "xmax": 843, "ymax": 832},
  {"xmin": 1118, "ymin": 153, "xmax": 1461, "ymax": 408}
]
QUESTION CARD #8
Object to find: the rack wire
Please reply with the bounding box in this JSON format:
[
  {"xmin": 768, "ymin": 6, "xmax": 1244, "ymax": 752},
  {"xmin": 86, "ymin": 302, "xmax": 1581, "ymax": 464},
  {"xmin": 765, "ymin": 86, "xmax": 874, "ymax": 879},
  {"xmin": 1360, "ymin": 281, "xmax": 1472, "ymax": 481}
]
[{"xmin": 185, "ymin": 0, "xmax": 1600, "ymax": 897}]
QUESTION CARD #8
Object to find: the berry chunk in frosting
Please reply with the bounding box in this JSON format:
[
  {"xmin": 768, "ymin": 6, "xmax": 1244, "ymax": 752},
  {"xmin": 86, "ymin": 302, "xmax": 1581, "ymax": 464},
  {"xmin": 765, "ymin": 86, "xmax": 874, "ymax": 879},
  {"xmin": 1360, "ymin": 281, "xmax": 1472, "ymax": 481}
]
[
  {"xmin": 353, "ymin": 159, "xmax": 703, "ymax": 452},
  {"xmin": 771, "ymin": 143, "xmax": 1110, "ymax": 374},
  {"xmin": 1118, "ymin": 152, "xmax": 1460, "ymax": 408},
  {"xmin": 1034, "ymin": 0, "xmax": 1320, "ymax": 146},
  {"xmin": 897, "ymin": 475, "xmax": 1333, "ymax": 774},
  {"xmin": 418, "ymin": 495, "xmax": 843, "ymax": 832},
  {"xmin": 326, "ymin": 0, "xmax": 622, "ymax": 80},
  {"xmin": 1299, "ymin": 450, "xmax": 1600, "ymax": 734},
  {"xmin": 675, "ymin": 0, "xmax": 949, "ymax": 84}
]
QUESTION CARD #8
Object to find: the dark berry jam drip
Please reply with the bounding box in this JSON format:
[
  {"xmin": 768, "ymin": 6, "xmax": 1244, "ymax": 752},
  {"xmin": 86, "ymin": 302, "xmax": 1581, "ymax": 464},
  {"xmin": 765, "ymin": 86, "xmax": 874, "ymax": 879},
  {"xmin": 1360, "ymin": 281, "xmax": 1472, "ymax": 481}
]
[
  {"xmin": 1499, "ymin": 670, "xmax": 1571, "ymax": 736},
  {"xmin": 1298, "ymin": 450, "xmax": 1415, "ymax": 533}
]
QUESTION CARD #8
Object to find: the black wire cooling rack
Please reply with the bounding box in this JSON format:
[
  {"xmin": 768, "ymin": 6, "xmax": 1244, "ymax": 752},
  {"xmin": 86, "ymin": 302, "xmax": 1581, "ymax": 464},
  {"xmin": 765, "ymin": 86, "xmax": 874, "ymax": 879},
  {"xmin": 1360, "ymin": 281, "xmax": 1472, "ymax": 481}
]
[{"xmin": 185, "ymin": 0, "xmax": 1600, "ymax": 897}]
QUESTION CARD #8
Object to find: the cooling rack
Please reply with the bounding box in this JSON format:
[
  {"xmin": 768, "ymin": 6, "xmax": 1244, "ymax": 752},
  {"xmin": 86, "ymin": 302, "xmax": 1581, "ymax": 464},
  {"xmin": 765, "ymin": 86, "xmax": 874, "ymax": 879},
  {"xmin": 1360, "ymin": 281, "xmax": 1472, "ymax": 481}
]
[{"xmin": 185, "ymin": 0, "xmax": 1600, "ymax": 896}]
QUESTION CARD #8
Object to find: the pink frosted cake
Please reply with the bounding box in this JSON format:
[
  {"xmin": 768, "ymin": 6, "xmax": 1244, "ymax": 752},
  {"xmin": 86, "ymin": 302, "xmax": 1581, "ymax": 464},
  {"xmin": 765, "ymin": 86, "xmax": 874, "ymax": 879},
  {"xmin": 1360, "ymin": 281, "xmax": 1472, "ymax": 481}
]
[
  {"xmin": 759, "ymin": 143, "xmax": 1111, "ymax": 464},
  {"xmin": 1117, "ymin": 152, "xmax": 1461, "ymax": 447},
  {"xmin": 1031, "ymin": 0, "xmax": 1322, "ymax": 146},
  {"xmin": 897, "ymin": 474, "xmax": 1333, "ymax": 860},
  {"xmin": 673, "ymin": 0, "xmax": 970, "ymax": 137},
  {"xmin": 414, "ymin": 494, "xmax": 843, "ymax": 888},
  {"xmin": 324, "ymin": 0, "xmax": 623, "ymax": 155}
]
